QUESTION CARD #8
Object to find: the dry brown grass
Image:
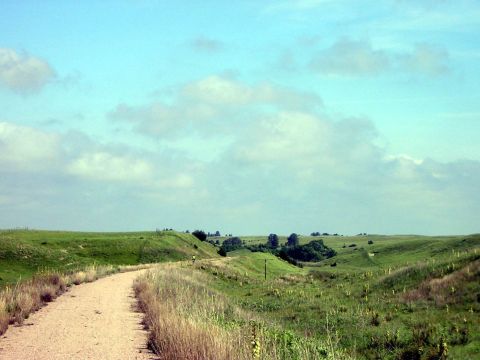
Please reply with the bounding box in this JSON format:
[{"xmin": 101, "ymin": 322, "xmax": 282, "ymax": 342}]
[
  {"xmin": 0, "ymin": 297, "xmax": 9, "ymax": 334},
  {"xmin": 71, "ymin": 271, "xmax": 86, "ymax": 285},
  {"xmin": 134, "ymin": 267, "xmax": 344, "ymax": 360},
  {"xmin": 403, "ymin": 259, "xmax": 480, "ymax": 305},
  {"xmin": 134, "ymin": 269, "xmax": 252, "ymax": 360}
]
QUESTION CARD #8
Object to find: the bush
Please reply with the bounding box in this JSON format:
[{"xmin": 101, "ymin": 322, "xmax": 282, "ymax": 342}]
[
  {"xmin": 192, "ymin": 230, "xmax": 207, "ymax": 241},
  {"xmin": 280, "ymin": 240, "xmax": 336, "ymax": 262}
]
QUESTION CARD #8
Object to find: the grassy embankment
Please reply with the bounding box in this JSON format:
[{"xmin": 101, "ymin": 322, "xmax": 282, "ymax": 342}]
[
  {"xmin": 0, "ymin": 229, "xmax": 218, "ymax": 286},
  {"xmin": 0, "ymin": 229, "xmax": 219, "ymax": 335},
  {"xmin": 137, "ymin": 233, "xmax": 480, "ymax": 359}
]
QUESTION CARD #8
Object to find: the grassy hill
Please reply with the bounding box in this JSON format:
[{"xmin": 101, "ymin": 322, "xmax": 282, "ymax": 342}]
[
  {"xmin": 0, "ymin": 229, "xmax": 219, "ymax": 286},
  {"xmin": 194, "ymin": 234, "xmax": 480, "ymax": 359},
  {"xmin": 2, "ymin": 230, "xmax": 479, "ymax": 358}
]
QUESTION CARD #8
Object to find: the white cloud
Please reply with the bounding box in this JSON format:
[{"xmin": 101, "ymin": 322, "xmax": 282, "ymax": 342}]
[
  {"xmin": 0, "ymin": 121, "xmax": 61, "ymax": 171},
  {"xmin": 309, "ymin": 39, "xmax": 450, "ymax": 77},
  {"xmin": 310, "ymin": 39, "xmax": 390, "ymax": 76},
  {"xmin": 190, "ymin": 36, "xmax": 224, "ymax": 53},
  {"xmin": 67, "ymin": 151, "xmax": 153, "ymax": 183},
  {"xmin": 235, "ymin": 111, "xmax": 330, "ymax": 164},
  {"xmin": 400, "ymin": 43, "xmax": 450, "ymax": 76},
  {"xmin": 232, "ymin": 111, "xmax": 380, "ymax": 184},
  {"xmin": 109, "ymin": 75, "xmax": 322, "ymax": 137},
  {"xmin": 182, "ymin": 75, "xmax": 252, "ymax": 105},
  {"xmin": 0, "ymin": 48, "xmax": 56, "ymax": 94}
]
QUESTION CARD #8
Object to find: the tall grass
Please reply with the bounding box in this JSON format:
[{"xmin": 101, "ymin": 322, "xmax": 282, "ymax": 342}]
[
  {"xmin": 403, "ymin": 259, "xmax": 480, "ymax": 305},
  {"xmin": 134, "ymin": 267, "xmax": 349, "ymax": 360}
]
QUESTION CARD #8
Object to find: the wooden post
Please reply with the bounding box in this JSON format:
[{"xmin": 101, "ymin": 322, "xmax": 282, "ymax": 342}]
[{"xmin": 264, "ymin": 259, "xmax": 267, "ymax": 280}]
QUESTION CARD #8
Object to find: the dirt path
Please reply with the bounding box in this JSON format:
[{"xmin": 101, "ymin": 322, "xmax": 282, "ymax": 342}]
[{"xmin": 0, "ymin": 270, "xmax": 157, "ymax": 360}]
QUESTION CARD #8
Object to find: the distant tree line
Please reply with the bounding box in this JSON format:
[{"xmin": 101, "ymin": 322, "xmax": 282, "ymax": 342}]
[{"xmin": 310, "ymin": 232, "xmax": 341, "ymax": 236}]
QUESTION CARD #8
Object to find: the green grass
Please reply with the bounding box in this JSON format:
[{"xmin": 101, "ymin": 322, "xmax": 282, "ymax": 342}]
[
  {"xmin": 2, "ymin": 229, "xmax": 479, "ymax": 358},
  {"xmin": 197, "ymin": 234, "xmax": 480, "ymax": 359},
  {"xmin": 0, "ymin": 229, "xmax": 218, "ymax": 286}
]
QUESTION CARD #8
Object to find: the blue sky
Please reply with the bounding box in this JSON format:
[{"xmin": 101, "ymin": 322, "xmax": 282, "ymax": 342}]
[{"xmin": 1, "ymin": 0, "xmax": 479, "ymax": 235}]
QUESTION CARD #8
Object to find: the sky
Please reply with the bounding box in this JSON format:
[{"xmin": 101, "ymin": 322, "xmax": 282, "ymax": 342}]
[{"xmin": 0, "ymin": 0, "xmax": 479, "ymax": 235}]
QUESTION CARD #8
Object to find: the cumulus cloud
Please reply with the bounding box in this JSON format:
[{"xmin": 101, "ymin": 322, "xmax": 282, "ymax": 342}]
[
  {"xmin": 310, "ymin": 39, "xmax": 390, "ymax": 76},
  {"xmin": 309, "ymin": 39, "xmax": 450, "ymax": 77},
  {"xmin": 190, "ymin": 36, "xmax": 224, "ymax": 53},
  {"xmin": 233, "ymin": 111, "xmax": 379, "ymax": 174},
  {"xmin": 0, "ymin": 122, "xmax": 61, "ymax": 171},
  {"xmin": 67, "ymin": 152, "xmax": 154, "ymax": 183},
  {"xmin": 0, "ymin": 48, "xmax": 56, "ymax": 94},
  {"xmin": 400, "ymin": 43, "xmax": 450, "ymax": 76},
  {"xmin": 109, "ymin": 75, "xmax": 322, "ymax": 137}
]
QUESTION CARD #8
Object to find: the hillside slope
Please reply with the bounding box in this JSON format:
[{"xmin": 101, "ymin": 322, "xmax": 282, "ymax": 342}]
[{"xmin": 0, "ymin": 230, "xmax": 218, "ymax": 285}]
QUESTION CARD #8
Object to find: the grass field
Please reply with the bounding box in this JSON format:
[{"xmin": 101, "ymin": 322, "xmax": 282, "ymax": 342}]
[
  {"xmin": 192, "ymin": 233, "xmax": 480, "ymax": 359},
  {"xmin": 1, "ymin": 230, "xmax": 479, "ymax": 358},
  {"xmin": 0, "ymin": 229, "xmax": 218, "ymax": 286}
]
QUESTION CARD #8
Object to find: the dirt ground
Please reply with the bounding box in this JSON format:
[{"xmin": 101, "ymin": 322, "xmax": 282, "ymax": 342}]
[{"xmin": 0, "ymin": 270, "xmax": 158, "ymax": 359}]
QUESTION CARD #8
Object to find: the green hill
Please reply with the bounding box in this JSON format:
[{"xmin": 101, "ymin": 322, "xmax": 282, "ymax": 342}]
[
  {"xmin": 194, "ymin": 234, "xmax": 480, "ymax": 359},
  {"xmin": 0, "ymin": 229, "xmax": 219, "ymax": 285}
]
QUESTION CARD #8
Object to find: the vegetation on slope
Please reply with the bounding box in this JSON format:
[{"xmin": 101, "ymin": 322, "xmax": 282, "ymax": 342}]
[
  {"xmin": 0, "ymin": 229, "xmax": 218, "ymax": 286},
  {"xmin": 134, "ymin": 263, "xmax": 352, "ymax": 360},
  {"xmin": 192, "ymin": 234, "xmax": 480, "ymax": 359}
]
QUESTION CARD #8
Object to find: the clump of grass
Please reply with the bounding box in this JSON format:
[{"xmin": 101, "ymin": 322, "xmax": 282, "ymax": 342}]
[
  {"xmin": 0, "ymin": 297, "xmax": 8, "ymax": 334},
  {"xmin": 71, "ymin": 271, "xmax": 86, "ymax": 285},
  {"xmin": 84, "ymin": 266, "xmax": 98, "ymax": 282}
]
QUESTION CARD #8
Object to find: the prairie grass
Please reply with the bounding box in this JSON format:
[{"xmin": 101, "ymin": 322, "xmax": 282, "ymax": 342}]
[
  {"xmin": 403, "ymin": 258, "xmax": 480, "ymax": 305},
  {"xmin": 0, "ymin": 297, "xmax": 8, "ymax": 334},
  {"xmin": 134, "ymin": 267, "xmax": 348, "ymax": 360},
  {"xmin": 71, "ymin": 271, "xmax": 86, "ymax": 285}
]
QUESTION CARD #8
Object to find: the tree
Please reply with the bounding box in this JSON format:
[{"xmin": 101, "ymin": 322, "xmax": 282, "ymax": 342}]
[
  {"xmin": 220, "ymin": 237, "xmax": 243, "ymax": 253},
  {"xmin": 192, "ymin": 230, "xmax": 207, "ymax": 241},
  {"xmin": 267, "ymin": 233, "xmax": 279, "ymax": 248},
  {"xmin": 287, "ymin": 233, "xmax": 299, "ymax": 247}
]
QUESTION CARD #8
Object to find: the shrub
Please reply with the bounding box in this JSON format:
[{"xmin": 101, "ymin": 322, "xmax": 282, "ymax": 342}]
[
  {"xmin": 192, "ymin": 230, "xmax": 207, "ymax": 241},
  {"xmin": 280, "ymin": 240, "xmax": 336, "ymax": 262}
]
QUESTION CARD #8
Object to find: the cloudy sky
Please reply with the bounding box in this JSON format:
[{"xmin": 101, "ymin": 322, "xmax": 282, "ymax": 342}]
[{"xmin": 1, "ymin": 1, "xmax": 479, "ymax": 235}]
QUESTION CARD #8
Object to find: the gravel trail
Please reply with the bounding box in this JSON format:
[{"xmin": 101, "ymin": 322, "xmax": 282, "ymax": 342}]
[{"xmin": 0, "ymin": 270, "xmax": 157, "ymax": 360}]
